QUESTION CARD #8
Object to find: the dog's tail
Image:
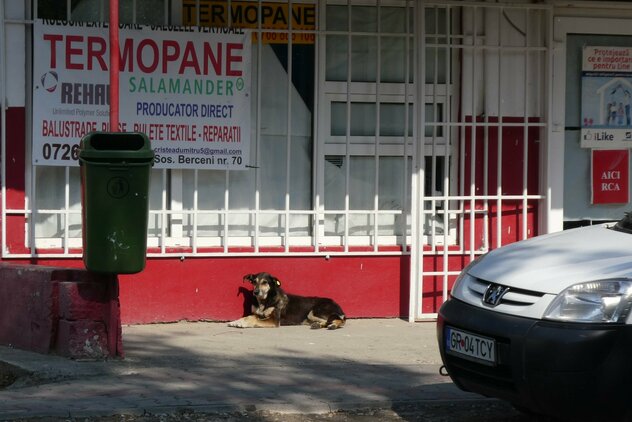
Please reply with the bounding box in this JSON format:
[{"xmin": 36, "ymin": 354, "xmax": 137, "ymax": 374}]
[{"xmin": 326, "ymin": 314, "xmax": 346, "ymax": 330}]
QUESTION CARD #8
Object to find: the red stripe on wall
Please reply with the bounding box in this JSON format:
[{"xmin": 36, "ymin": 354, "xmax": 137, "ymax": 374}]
[{"xmin": 116, "ymin": 255, "xmax": 410, "ymax": 324}]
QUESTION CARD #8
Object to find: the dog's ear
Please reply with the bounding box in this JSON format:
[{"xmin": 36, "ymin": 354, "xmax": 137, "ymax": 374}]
[
  {"xmin": 243, "ymin": 274, "xmax": 256, "ymax": 284},
  {"xmin": 271, "ymin": 276, "xmax": 281, "ymax": 287}
]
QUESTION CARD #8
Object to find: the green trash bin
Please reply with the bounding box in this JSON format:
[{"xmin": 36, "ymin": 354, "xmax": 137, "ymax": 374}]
[{"xmin": 79, "ymin": 132, "xmax": 154, "ymax": 274}]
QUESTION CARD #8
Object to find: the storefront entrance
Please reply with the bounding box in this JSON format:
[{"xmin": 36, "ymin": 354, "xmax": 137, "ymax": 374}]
[{"xmin": 410, "ymin": 2, "xmax": 548, "ymax": 320}]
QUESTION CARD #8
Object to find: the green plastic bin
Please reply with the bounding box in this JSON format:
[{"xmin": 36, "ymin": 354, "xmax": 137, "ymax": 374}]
[{"xmin": 79, "ymin": 132, "xmax": 154, "ymax": 274}]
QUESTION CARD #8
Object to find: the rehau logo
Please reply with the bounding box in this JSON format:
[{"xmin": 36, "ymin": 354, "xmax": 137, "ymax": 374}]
[{"xmin": 61, "ymin": 82, "xmax": 110, "ymax": 105}]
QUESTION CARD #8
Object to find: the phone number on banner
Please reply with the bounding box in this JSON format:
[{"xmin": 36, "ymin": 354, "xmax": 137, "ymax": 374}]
[{"xmin": 35, "ymin": 142, "xmax": 245, "ymax": 170}]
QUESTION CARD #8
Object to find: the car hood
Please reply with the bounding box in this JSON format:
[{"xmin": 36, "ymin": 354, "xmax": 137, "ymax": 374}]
[{"xmin": 469, "ymin": 224, "xmax": 632, "ymax": 294}]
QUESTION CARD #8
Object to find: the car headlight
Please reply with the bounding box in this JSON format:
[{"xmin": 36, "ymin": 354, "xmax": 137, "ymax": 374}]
[{"xmin": 543, "ymin": 279, "xmax": 632, "ymax": 323}]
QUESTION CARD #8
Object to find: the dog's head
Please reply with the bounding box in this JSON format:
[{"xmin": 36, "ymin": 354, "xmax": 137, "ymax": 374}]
[{"xmin": 243, "ymin": 272, "xmax": 282, "ymax": 301}]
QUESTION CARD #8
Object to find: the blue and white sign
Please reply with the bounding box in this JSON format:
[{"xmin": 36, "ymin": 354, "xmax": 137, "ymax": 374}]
[{"xmin": 581, "ymin": 46, "xmax": 632, "ymax": 148}]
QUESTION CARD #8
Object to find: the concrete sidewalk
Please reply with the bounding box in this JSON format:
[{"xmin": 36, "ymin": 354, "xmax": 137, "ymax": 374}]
[{"xmin": 0, "ymin": 319, "xmax": 483, "ymax": 420}]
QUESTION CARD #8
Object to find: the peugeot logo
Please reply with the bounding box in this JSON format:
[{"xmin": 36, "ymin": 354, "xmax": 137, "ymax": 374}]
[{"xmin": 483, "ymin": 283, "xmax": 510, "ymax": 307}]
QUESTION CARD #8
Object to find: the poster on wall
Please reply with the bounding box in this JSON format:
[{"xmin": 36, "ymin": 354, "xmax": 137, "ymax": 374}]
[
  {"xmin": 581, "ymin": 46, "xmax": 632, "ymax": 148},
  {"xmin": 591, "ymin": 149, "xmax": 629, "ymax": 204},
  {"xmin": 32, "ymin": 20, "xmax": 251, "ymax": 170}
]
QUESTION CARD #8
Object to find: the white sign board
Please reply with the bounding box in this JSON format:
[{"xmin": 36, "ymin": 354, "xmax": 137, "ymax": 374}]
[
  {"xmin": 581, "ymin": 46, "xmax": 632, "ymax": 148},
  {"xmin": 33, "ymin": 20, "xmax": 251, "ymax": 169}
]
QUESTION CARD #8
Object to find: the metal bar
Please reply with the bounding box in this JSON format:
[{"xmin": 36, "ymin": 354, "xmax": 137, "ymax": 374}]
[
  {"xmin": 109, "ymin": 0, "xmax": 120, "ymax": 131},
  {"xmin": 191, "ymin": 1, "xmax": 201, "ymax": 254},
  {"xmin": 495, "ymin": 6, "xmax": 503, "ymax": 249},
  {"xmin": 286, "ymin": 0, "xmax": 293, "ymax": 253},
  {"xmin": 158, "ymin": 170, "xmax": 165, "ymax": 254},
  {"xmin": 409, "ymin": 1, "xmax": 424, "ymax": 322},
  {"xmin": 522, "ymin": 7, "xmax": 530, "ymax": 240},
  {"xmin": 403, "ymin": 1, "xmax": 412, "ymax": 251},
  {"xmin": 25, "ymin": 1, "xmax": 35, "ymax": 257},
  {"xmin": 254, "ymin": 0, "xmax": 262, "ymax": 253},
  {"xmin": 63, "ymin": 167, "xmax": 70, "ymax": 254},
  {"xmin": 192, "ymin": 170, "xmax": 198, "ymax": 253},
  {"xmin": 441, "ymin": 5, "xmax": 450, "ymax": 303},
  {"xmin": 312, "ymin": 2, "xmax": 321, "ymax": 254},
  {"xmin": 426, "ymin": 1, "xmax": 549, "ymax": 10},
  {"xmin": 1, "ymin": 0, "xmax": 7, "ymax": 257},
  {"xmin": 374, "ymin": 1, "xmax": 381, "ymax": 253},
  {"xmin": 430, "ymin": 6, "xmax": 439, "ymax": 254},
  {"xmin": 543, "ymin": 6, "xmax": 555, "ymax": 235},
  {"xmin": 223, "ymin": 169, "xmax": 229, "ymax": 254},
  {"xmin": 469, "ymin": 5, "xmax": 478, "ymax": 262},
  {"xmin": 344, "ymin": 2, "xmax": 351, "ymax": 254}
]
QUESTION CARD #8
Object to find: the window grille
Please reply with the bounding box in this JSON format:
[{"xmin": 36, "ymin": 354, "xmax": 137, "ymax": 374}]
[
  {"xmin": 1, "ymin": 0, "xmax": 550, "ymax": 319},
  {"xmin": 410, "ymin": 2, "xmax": 550, "ymax": 320},
  {"xmin": 7, "ymin": 0, "xmax": 426, "ymax": 258},
  {"xmin": 319, "ymin": 1, "xmax": 418, "ymax": 251}
]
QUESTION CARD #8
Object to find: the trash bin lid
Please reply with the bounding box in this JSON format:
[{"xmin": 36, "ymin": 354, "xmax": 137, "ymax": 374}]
[{"xmin": 79, "ymin": 131, "xmax": 154, "ymax": 162}]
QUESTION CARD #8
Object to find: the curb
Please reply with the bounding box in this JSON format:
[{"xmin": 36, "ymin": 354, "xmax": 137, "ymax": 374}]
[{"xmin": 0, "ymin": 397, "xmax": 500, "ymax": 420}]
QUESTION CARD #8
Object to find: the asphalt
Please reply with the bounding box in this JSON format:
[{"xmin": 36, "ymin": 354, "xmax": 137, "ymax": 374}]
[{"xmin": 0, "ymin": 318, "xmax": 484, "ymax": 420}]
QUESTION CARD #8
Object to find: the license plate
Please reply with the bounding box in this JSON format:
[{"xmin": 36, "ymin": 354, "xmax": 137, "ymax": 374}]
[{"xmin": 445, "ymin": 326, "xmax": 496, "ymax": 365}]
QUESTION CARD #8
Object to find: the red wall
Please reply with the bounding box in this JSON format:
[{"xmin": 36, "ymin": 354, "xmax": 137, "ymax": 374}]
[
  {"xmin": 118, "ymin": 256, "xmax": 410, "ymax": 323},
  {"xmin": 21, "ymin": 255, "xmax": 407, "ymax": 324}
]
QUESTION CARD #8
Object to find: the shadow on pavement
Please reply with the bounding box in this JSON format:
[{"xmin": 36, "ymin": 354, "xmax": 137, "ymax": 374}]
[{"xmin": 0, "ymin": 320, "xmax": 480, "ymax": 421}]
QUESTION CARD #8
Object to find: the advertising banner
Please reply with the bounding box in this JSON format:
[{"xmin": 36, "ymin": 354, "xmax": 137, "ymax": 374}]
[
  {"xmin": 33, "ymin": 20, "xmax": 251, "ymax": 170},
  {"xmin": 182, "ymin": 0, "xmax": 316, "ymax": 44},
  {"xmin": 581, "ymin": 46, "xmax": 632, "ymax": 148},
  {"xmin": 591, "ymin": 149, "xmax": 629, "ymax": 204}
]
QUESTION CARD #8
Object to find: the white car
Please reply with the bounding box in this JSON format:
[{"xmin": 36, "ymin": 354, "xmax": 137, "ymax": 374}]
[{"xmin": 437, "ymin": 216, "xmax": 632, "ymax": 421}]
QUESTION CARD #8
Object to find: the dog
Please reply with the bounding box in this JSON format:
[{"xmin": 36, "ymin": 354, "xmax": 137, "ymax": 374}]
[{"xmin": 228, "ymin": 272, "xmax": 346, "ymax": 329}]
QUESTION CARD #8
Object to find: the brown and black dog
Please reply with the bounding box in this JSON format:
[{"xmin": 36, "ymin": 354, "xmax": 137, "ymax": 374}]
[{"xmin": 228, "ymin": 272, "xmax": 346, "ymax": 329}]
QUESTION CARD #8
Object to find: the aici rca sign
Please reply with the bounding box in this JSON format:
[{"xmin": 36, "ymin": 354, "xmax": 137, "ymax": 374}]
[{"xmin": 592, "ymin": 149, "xmax": 630, "ymax": 204}]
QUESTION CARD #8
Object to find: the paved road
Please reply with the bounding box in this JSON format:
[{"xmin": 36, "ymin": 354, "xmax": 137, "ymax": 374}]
[{"xmin": 0, "ymin": 319, "xmax": 531, "ymax": 421}]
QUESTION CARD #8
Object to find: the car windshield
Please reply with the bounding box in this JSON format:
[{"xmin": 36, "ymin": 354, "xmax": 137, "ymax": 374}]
[{"xmin": 613, "ymin": 212, "xmax": 632, "ymax": 234}]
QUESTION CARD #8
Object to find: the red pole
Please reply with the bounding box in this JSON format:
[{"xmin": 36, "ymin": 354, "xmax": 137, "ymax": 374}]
[{"xmin": 109, "ymin": 0, "xmax": 120, "ymax": 132}]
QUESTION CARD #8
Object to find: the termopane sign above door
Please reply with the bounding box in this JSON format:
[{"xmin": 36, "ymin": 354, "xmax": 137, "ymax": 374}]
[{"xmin": 181, "ymin": 0, "xmax": 316, "ymax": 44}]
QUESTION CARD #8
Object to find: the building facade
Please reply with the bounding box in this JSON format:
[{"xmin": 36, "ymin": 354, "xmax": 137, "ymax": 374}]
[{"xmin": 2, "ymin": 0, "xmax": 632, "ymax": 323}]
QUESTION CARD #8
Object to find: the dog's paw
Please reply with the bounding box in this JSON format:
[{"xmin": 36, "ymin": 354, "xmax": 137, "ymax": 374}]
[
  {"xmin": 310, "ymin": 322, "xmax": 324, "ymax": 329},
  {"xmin": 327, "ymin": 321, "xmax": 345, "ymax": 330},
  {"xmin": 228, "ymin": 319, "xmax": 246, "ymax": 328}
]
